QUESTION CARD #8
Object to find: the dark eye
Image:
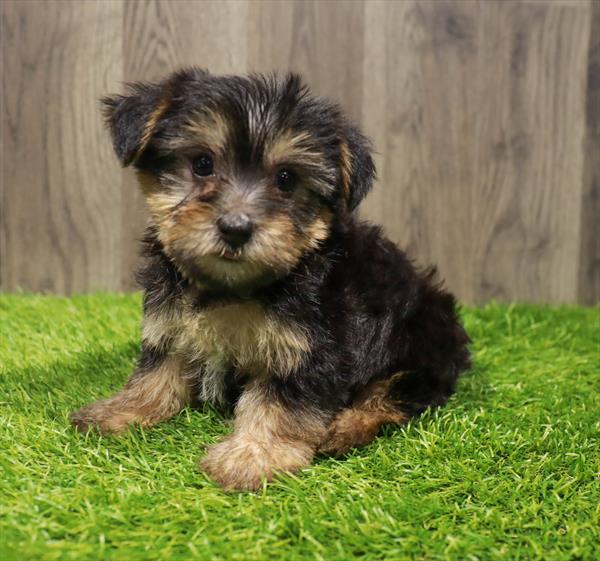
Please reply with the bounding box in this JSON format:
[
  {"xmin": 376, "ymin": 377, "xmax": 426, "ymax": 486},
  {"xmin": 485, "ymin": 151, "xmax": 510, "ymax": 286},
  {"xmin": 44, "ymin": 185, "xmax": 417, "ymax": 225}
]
[
  {"xmin": 192, "ymin": 153, "xmax": 214, "ymax": 176},
  {"xmin": 276, "ymin": 168, "xmax": 296, "ymax": 192}
]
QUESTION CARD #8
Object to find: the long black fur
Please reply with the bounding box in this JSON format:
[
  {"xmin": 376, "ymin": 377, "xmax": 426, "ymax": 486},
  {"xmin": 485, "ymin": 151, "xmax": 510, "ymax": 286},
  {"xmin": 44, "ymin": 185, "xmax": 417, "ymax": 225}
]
[{"xmin": 136, "ymin": 221, "xmax": 470, "ymax": 419}]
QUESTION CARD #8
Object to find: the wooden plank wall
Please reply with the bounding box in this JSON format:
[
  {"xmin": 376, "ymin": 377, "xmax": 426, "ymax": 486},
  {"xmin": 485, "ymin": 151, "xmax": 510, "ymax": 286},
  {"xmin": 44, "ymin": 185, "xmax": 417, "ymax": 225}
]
[{"xmin": 1, "ymin": 0, "xmax": 597, "ymax": 304}]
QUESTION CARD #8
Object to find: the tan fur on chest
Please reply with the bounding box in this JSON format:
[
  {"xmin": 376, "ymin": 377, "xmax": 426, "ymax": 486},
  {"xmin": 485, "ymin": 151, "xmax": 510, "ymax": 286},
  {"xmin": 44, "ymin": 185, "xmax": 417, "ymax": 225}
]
[{"xmin": 142, "ymin": 299, "xmax": 310, "ymax": 404}]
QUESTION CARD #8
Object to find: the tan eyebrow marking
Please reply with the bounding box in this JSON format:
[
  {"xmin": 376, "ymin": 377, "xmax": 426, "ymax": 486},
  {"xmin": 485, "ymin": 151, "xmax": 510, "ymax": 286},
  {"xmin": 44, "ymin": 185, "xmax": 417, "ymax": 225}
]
[
  {"xmin": 169, "ymin": 109, "xmax": 231, "ymax": 156},
  {"xmin": 264, "ymin": 129, "xmax": 326, "ymax": 170}
]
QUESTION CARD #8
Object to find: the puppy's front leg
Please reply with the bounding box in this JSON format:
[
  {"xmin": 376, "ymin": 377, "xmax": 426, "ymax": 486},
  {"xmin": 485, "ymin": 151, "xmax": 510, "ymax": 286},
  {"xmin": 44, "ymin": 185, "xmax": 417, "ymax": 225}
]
[
  {"xmin": 70, "ymin": 349, "xmax": 190, "ymax": 434},
  {"xmin": 201, "ymin": 381, "xmax": 328, "ymax": 491}
]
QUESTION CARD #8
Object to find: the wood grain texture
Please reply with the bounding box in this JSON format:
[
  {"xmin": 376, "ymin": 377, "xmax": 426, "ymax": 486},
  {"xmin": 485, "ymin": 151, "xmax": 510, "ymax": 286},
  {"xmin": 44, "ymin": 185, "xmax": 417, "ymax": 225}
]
[
  {"xmin": 1, "ymin": 0, "xmax": 123, "ymax": 293},
  {"xmin": 361, "ymin": 0, "xmax": 591, "ymax": 304},
  {"xmin": 579, "ymin": 1, "xmax": 600, "ymax": 304},
  {"xmin": 1, "ymin": 0, "xmax": 597, "ymax": 303}
]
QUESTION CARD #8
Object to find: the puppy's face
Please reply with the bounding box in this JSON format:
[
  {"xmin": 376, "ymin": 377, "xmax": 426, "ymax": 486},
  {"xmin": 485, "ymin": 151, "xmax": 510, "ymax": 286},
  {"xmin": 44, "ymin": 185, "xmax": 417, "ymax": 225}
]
[{"xmin": 103, "ymin": 70, "xmax": 375, "ymax": 289}]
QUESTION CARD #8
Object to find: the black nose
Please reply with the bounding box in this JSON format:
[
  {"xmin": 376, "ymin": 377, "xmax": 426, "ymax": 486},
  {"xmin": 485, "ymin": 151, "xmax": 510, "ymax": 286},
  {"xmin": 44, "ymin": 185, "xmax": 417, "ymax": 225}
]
[{"xmin": 217, "ymin": 213, "xmax": 253, "ymax": 248}]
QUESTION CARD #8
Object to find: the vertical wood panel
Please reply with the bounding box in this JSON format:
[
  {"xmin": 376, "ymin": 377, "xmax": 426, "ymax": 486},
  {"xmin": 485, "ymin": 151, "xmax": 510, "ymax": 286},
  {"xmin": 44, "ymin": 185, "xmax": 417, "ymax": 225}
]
[
  {"xmin": 579, "ymin": 2, "xmax": 600, "ymax": 304},
  {"xmin": 361, "ymin": 0, "xmax": 434, "ymax": 277},
  {"xmin": 1, "ymin": 0, "xmax": 123, "ymax": 292},
  {"xmin": 362, "ymin": 0, "xmax": 591, "ymax": 304}
]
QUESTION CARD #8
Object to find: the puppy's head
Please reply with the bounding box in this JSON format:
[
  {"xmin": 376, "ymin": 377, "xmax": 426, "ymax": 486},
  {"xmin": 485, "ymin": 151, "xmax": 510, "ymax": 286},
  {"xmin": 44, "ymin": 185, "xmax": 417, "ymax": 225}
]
[{"xmin": 103, "ymin": 69, "xmax": 375, "ymax": 289}]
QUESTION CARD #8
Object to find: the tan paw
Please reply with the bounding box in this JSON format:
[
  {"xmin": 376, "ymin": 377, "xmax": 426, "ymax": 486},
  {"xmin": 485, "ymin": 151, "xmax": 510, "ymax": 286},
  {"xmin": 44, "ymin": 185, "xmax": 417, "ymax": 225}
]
[
  {"xmin": 319, "ymin": 409, "xmax": 378, "ymax": 456},
  {"xmin": 200, "ymin": 433, "xmax": 313, "ymax": 491},
  {"xmin": 69, "ymin": 402, "xmax": 138, "ymax": 435}
]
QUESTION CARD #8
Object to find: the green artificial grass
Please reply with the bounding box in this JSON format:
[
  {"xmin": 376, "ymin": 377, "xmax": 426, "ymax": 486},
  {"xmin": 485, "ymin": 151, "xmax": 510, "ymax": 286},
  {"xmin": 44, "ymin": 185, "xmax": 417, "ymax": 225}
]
[{"xmin": 0, "ymin": 294, "xmax": 599, "ymax": 561}]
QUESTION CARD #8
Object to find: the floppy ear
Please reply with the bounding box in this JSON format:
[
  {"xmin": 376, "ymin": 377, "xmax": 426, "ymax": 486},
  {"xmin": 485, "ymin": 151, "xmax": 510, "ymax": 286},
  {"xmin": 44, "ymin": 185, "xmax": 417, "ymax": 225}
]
[
  {"xmin": 339, "ymin": 124, "xmax": 376, "ymax": 211},
  {"xmin": 101, "ymin": 81, "xmax": 172, "ymax": 167}
]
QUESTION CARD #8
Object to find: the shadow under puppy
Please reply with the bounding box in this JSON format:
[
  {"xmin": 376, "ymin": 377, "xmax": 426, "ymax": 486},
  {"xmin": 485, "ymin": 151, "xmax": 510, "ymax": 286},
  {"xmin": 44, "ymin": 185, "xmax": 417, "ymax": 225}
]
[{"xmin": 70, "ymin": 69, "xmax": 471, "ymax": 491}]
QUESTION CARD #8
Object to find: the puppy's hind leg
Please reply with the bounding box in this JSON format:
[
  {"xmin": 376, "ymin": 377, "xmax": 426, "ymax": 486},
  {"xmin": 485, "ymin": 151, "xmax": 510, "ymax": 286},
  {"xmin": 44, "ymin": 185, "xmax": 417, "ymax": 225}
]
[
  {"xmin": 70, "ymin": 351, "xmax": 190, "ymax": 434},
  {"xmin": 319, "ymin": 374, "xmax": 408, "ymax": 456}
]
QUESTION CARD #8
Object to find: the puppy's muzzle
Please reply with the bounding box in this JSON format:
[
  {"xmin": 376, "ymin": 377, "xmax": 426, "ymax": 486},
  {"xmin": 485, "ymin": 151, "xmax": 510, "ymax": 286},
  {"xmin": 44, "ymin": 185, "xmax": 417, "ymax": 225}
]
[{"xmin": 217, "ymin": 213, "xmax": 254, "ymax": 249}]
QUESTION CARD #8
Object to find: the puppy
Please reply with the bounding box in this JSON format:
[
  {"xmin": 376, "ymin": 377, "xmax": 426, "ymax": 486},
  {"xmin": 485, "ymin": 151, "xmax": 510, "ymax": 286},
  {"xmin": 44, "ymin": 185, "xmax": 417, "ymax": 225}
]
[{"xmin": 70, "ymin": 69, "xmax": 471, "ymax": 490}]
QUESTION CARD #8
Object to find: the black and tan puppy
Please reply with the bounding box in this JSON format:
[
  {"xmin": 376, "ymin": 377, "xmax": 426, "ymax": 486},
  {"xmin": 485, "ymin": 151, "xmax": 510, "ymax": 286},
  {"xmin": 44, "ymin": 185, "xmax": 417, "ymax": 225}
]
[{"xmin": 70, "ymin": 69, "xmax": 471, "ymax": 490}]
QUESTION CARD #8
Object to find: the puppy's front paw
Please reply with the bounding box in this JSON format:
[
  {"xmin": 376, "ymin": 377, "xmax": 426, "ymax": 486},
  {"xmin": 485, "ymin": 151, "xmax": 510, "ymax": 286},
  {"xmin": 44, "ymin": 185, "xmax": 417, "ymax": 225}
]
[
  {"xmin": 69, "ymin": 400, "xmax": 136, "ymax": 435},
  {"xmin": 200, "ymin": 433, "xmax": 313, "ymax": 491}
]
